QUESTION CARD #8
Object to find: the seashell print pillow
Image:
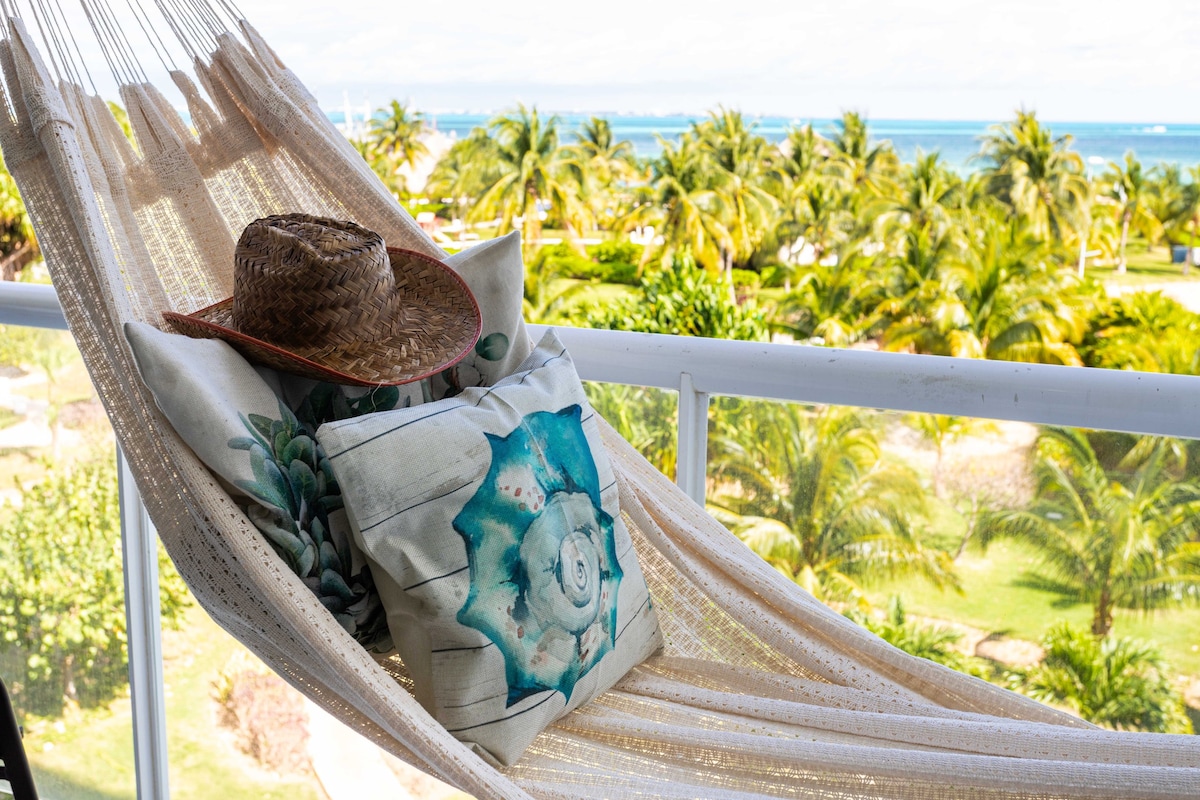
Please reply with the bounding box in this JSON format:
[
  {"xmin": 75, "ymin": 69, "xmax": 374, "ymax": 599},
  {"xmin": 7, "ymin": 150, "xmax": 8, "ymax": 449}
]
[{"xmin": 314, "ymin": 330, "xmax": 662, "ymax": 765}]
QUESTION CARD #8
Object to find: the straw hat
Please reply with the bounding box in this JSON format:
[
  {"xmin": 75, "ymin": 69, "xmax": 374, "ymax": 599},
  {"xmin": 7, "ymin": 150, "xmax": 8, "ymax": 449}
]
[{"xmin": 164, "ymin": 214, "xmax": 481, "ymax": 386}]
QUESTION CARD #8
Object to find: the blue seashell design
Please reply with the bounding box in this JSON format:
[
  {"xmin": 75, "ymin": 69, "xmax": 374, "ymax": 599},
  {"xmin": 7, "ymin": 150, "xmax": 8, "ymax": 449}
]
[{"xmin": 453, "ymin": 405, "xmax": 623, "ymax": 706}]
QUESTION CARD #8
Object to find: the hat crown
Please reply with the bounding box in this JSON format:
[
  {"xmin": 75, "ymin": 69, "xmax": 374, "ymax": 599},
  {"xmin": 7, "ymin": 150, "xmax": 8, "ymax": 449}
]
[{"xmin": 231, "ymin": 214, "xmax": 398, "ymax": 348}]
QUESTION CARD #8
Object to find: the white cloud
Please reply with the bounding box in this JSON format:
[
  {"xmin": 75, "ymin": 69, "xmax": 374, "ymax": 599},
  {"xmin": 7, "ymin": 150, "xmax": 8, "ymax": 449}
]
[{"xmin": 16, "ymin": 0, "xmax": 1200, "ymax": 120}]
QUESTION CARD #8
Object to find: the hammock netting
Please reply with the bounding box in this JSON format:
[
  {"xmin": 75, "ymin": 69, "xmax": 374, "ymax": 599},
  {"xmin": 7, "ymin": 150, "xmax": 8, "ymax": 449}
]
[{"xmin": 0, "ymin": 1, "xmax": 1196, "ymax": 796}]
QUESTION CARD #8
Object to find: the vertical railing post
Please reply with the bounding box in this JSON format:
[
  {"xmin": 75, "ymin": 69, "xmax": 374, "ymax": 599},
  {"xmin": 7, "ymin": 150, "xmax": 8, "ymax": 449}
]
[
  {"xmin": 118, "ymin": 450, "xmax": 170, "ymax": 800},
  {"xmin": 676, "ymin": 372, "xmax": 710, "ymax": 506}
]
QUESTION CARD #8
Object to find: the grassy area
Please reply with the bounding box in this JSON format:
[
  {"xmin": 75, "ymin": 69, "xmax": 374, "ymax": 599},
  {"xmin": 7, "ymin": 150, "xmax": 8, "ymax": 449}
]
[
  {"xmin": 0, "ymin": 333, "xmax": 109, "ymax": 498},
  {"xmin": 23, "ymin": 606, "xmax": 326, "ymax": 800},
  {"xmin": 1089, "ymin": 238, "xmax": 1200, "ymax": 286},
  {"xmin": 865, "ymin": 510, "xmax": 1200, "ymax": 678}
]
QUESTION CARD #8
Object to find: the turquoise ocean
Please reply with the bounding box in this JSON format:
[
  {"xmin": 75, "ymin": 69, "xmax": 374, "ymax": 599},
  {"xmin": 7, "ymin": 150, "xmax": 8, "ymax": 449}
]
[{"xmin": 328, "ymin": 112, "xmax": 1200, "ymax": 172}]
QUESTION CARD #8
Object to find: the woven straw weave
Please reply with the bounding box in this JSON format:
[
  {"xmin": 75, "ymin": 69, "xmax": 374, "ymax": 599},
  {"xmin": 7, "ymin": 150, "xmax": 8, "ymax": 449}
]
[
  {"xmin": 0, "ymin": 10, "xmax": 1196, "ymax": 799},
  {"xmin": 165, "ymin": 213, "xmax": 482, "ymax": 386}
]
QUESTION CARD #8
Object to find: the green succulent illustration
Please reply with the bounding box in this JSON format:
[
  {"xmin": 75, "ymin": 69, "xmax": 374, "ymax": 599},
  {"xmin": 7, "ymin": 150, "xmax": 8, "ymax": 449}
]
[
  {"xmin": 290, "ymin": 381, "xmax": 412, "ymax": 432},
  {"xmin": 230, "ymin": 397, "xmax": 393, "ymax": 653},
  {"xmin": 439, "ymin": 332, "xmax": 510, "ymax": 398}
]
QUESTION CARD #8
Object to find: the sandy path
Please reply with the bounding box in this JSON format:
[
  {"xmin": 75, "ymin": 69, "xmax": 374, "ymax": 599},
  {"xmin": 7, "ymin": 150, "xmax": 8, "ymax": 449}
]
[{"xmin": 1105, "ymin": 280, "xmax": 1200, "ymax": 312}]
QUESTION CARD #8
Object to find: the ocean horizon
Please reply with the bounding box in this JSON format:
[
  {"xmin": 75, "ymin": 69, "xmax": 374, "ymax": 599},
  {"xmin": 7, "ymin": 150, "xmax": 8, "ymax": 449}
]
[{"xmin": 325, "ymin": 111, "xmax": 1200, "ymax": 172}]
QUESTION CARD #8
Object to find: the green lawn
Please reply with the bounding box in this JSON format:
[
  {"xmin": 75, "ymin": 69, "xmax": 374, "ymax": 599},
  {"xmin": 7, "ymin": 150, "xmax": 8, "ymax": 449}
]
[
  {"xmin": 23, "ymin": 606, "xmax": 325, "ymax": 800},
  {"xmin": 866, "ymin": 528, "xmax": 1200, "ymax": 678},
  {"xmin": 1089, "ymin": 238, "xmax": 1200, "ymax": 286}
]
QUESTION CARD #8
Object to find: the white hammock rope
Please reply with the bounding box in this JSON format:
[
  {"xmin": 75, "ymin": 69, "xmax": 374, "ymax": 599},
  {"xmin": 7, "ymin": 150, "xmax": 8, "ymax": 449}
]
[{"xmin": 0, "ymin": 0, "xmax": 1196, "ymax": 796}]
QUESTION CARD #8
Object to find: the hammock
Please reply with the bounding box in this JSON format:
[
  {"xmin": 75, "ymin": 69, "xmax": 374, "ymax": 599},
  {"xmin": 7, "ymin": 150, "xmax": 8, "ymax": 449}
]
[{"xmin": 0, "ymin": 2, "xmax": 1196, "ymax": 797}]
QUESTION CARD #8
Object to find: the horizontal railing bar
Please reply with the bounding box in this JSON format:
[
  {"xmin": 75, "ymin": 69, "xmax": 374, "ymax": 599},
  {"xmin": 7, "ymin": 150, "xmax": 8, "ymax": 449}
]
[
  {"xmin": 533, "ymin": 325, "xmax": 1200, "ymax": 441},
  {"xmin": 0, "ymin": 288, "xmax": 1195, "ymax": 440},
  {"xmin": 0, "ymin": 281, "xmax": 68, "ymax": 330}
]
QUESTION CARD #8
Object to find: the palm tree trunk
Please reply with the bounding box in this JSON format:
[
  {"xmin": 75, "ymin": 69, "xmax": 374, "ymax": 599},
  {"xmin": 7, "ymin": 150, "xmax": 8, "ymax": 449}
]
[
  {"xmin": 1117, "ymin": 211, "xmax": 1131, "ymax": 274},
  {"xmin": 954, "ymin": 495, "xmax": 979, "ymax": 560},
  {"xmin": 1186, "ymin": 214, "xmax": 1196, "ymax": 277},
  {"xmin": 63, "ymin": 651, "xmax": 77, "ymax": 705},
  {"xmin": 1092, "ymin": 591, "xmax": 1113, "ymax": 637},
  {"xmin": 0, "ymin": 241, "xmax": 35, "ymax": 280}
]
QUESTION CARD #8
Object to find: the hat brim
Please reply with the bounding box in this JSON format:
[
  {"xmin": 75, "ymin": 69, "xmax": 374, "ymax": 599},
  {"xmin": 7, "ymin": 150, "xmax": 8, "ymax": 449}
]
[{"xmin": 163, "ymin": 247, "xmax": 482, "ymax": 387}]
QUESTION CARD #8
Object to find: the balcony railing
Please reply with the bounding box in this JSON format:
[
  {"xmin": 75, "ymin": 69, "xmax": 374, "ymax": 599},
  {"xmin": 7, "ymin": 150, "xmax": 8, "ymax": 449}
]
[{"xmin": 4, "ymin": 282, "xmax": 1200, "ymax": 799}]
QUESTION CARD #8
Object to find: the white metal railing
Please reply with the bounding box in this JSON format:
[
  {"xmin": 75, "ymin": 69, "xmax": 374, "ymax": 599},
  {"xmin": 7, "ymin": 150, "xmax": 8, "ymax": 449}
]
[
  {"xmin": 4, "ymin": 283, "xmax": 1200, "ymax": 799},
  {"xmin": 530, "ymin": 324, "xmax": 1200, "ymax": 504}
]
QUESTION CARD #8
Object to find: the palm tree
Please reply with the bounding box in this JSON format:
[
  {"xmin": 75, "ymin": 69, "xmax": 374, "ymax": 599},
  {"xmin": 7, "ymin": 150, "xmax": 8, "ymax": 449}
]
[
  {"xmin": 352, "ymin": 137, "xmax": 407, "ymax": 198},
  {"xmin": 888, "ymin": 150, "xmax": 962, "ymax": 235},
  {"xmin": 873, "ymin": 220, "xmax": 964, "ymax": 353},
  {"xmin": 775, "ymin": 175, "xmax": 850, "ymax": 266},
  {"xmin": 367, "ymin": 100, "xmax": 429, "ymax": 170},
  {"xmin": 565, "ymin": 117, "xmax": 639, "ymax": 231},
  {"xmin": 881, "ymin": 212, "xmax": 1090, "ymax": 365},
  {"xmin": 1147, "ymin": 163, "xmax": 1198, "ymax": 275},
  {"xmin": 1102, "ymin": 152, "xmax": 1163, "ymax": 273},
  {"xmin": 426, "ymin": 127, "xmax": 502, "ymax": 223},
  {"xmin": 709, "ymin": 402, "xmax": 957, "ymax": 607},
  {"xmin": 774, "ymin": 123, "xmax": 831, "ymax": 185},
  {"xmin": 621, "ymin": 133, "xmax": 731, "ymax": 271},
  {"xmin": 828, "ymin": 111, "xmax": 900, "ymax": 204},
  {"xmin": 775, "ymin": 248, "xmax": 877, "ymax": 346},
  {"xmin": 584, "ymin": 383, "xmax": 677, "ymax": 478},
  {"xmin": 978, "ymin": 110, "xmax": 1088, "ymax": 243},
  {"xmin": 470, "ymin": 104, "xmax": 591, "ymax": 249},
  {"xmin": 980, "ymin": 427, "xmax": 1200, "ymax": 637},
  {"xmin": 693, "ymin": 108, "xmax": 777, "ymax": 269},
  {"xmin": 569, "ymin": 117, "xmax": 636, "ymax": 183}
]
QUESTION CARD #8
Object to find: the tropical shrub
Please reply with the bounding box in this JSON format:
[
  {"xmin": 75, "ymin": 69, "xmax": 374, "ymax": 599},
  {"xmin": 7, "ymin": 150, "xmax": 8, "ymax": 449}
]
[
  {"xmin": 587, "ymin": 239, "xmax": 643, "ymax": 266},
  {"xmin": 532, "ymin": 243, "xmax": 594, "ymax": 279},
  {"xmin": 730, "ymin": 268, "xmax": 761, "ymax": 290},
  {"xmin": 0, "ymin": 451, "xmax": 190, "ymax": 717},
  {"xmin": 1080, "ymin": 291, "xmax": 1200, "ymax": 374},
  {"xmin": 213, "ymin": 649, "xmax": 310, "ymax": 772},
  {"xmin": 846, "ymin": 597, "xmax": 989, "ymax": 678},
  {"xmin": 1009, "ymin": 622, "xmax": 1192, "ymax": 733},
  {"xmin": 580, "ymin": 254, "xmax": 770, "ymax": 341},
  {"xmin": 532, "ymin": 242, "xmax": 640, "ymax": 285},
  {"xmin": 586, "ymin": 240, "xmax": 641, "ymax": 284},
  {"xmin": 584, "ymin": 382, "xmax": 677, "ymax": 478}
]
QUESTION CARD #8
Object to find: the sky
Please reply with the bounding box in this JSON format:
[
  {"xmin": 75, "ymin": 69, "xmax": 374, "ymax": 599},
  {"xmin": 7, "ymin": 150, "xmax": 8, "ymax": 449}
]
[
  {"xmin": 239, "ymin": 0, "xmax": 1200, "ymax": 122},
  {"xmin": 18, "ymin": 0, "xmax": 1200, "ymax": 122}
]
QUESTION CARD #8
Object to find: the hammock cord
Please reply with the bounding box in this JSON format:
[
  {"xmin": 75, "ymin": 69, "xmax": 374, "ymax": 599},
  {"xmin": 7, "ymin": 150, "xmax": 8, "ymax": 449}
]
[
  {"xmin": 185, "ymin": 0, "xmax": 227, "ymax": 42},
  {"xmin": 26, "ymin": 0, "xmax": 70, "ymax": 83},
  {"xmin": 82, "ymin": 0, "xmax": 146, "ymax": 85},
  {"xmin": 50, "ymin": 0, "xmax": 98, "ymax": 93},
  {"xmin": 124, "ymin": 0, "xmax": 175, "ymax": 76},
  {"xmin": 153, "ymin": 0, "xmax": 209, "ymax": 62},
  {"xmin": 172, "ymin": 0, "xmax": 219, "ymax": 49},
  {"xmin": 211, "ymin": 0, "xmax": 240, "ymax": 28}
]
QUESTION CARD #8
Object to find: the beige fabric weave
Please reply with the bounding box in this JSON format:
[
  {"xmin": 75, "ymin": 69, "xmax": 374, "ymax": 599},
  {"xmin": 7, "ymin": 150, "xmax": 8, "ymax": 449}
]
[{"xmin": 0, "ymin": 8, "xmax": 1196, "ymax": 799}]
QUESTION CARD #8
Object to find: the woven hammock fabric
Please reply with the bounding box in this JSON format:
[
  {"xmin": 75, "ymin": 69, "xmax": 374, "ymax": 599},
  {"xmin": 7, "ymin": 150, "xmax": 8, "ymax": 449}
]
[{"xmin": 0, "ymin": 3, "xmax": 1196, "ymax": 796}]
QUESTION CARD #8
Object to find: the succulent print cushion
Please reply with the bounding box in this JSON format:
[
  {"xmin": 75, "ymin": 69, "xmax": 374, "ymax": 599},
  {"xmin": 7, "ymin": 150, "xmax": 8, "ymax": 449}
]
[
  {"xmin": 314, "ymin": 330, "xmax": 662, "ymax": 766},
  {"xmin": 433, "ymin": 231, "xmax": 534, "ymax": 399},
  {"xmin": 123, "ymin": 322, "xmax": 405, "ymax": 653}
]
